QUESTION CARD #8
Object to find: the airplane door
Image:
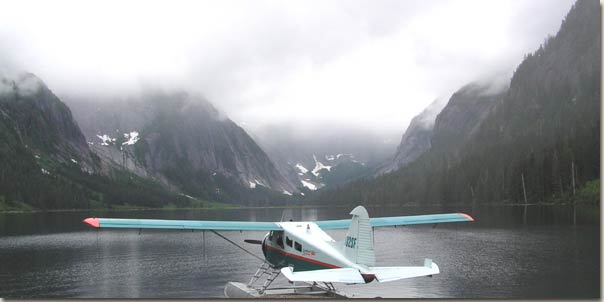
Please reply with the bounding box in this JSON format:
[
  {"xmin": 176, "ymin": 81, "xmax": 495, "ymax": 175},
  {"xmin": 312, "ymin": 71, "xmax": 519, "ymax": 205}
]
[{"xmin": 264, "ymin": 231, "xmax": 287, "ymax": 268}]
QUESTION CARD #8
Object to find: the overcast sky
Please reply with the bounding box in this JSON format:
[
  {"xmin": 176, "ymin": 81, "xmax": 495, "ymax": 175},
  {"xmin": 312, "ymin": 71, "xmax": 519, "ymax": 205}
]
[{"xmin": 0, "ymin": 0, "xmax": 575, "ymax": 135}]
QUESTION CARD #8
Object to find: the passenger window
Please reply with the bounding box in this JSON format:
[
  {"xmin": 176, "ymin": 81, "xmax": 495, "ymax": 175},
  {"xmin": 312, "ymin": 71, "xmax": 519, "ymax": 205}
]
[
  {"xmin": 295, "ymin": 242, "xmax": 302, "ymax": 252},
  {"xmin": 286, "ymin": 236, "xmax": 293, "ymax": 247}
]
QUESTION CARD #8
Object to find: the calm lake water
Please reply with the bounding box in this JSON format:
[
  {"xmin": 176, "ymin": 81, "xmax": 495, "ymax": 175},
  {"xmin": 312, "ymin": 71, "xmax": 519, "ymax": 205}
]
[{"xmin": 0, "ymin": 204, "xmax": 599, "ymax": 298}]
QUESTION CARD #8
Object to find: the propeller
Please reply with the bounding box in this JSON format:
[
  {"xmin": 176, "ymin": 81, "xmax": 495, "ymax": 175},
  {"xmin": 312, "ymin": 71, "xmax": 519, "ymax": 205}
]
[{"xmin": 244, "ymin": 239, "xmax": 263, "ymax": 245}]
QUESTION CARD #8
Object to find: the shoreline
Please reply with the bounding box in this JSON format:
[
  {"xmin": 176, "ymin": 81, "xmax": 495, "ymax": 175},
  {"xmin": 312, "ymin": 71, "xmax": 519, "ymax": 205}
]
[
  {"xmin": 0, "ymin": 203, "xmax": 339, "ymax": 214},
  {"xmin": 0, "ymin": 201, "xmax": 597, "ymax": 214}
]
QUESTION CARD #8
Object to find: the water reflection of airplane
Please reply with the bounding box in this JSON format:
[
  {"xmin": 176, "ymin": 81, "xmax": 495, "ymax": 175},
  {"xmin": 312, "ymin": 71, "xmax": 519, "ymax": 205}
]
[{"xmin": 83, "ymin": 205, "xmax": 473, "ymax": 294}]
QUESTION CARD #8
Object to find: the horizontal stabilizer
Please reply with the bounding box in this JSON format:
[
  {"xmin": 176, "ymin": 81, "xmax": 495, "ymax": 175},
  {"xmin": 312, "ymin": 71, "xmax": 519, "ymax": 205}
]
[
  {"xmin": 370, "ymin": 258, "xmax": 440, "ymax": 283},
  {"xmin": 280, "ymin": 267, "xmax": 365, "ymax": 284}
]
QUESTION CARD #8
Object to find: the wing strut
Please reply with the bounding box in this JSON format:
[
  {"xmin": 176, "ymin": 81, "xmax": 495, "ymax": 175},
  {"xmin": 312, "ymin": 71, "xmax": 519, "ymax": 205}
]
[
  {"xmin": 202, "ymin": 230, "xmax": 207, "ymax": 262},
  {"xmin": 209, "ymin": 230, "xmax": 264, "ymax": 262}
]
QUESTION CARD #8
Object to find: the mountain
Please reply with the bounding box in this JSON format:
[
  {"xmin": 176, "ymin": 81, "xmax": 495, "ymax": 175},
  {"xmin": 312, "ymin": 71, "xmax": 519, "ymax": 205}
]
[
  {"xmin": 0, "ymin": 73, "xmax": 299, "ymax": 210},
  {"xmin": 316, "ymin": 0, "xmax": 600, "ymax": 206},
  {"xmin": 378, "ymin": 81, "xmax": 506, "ymax": 176},
  {"xmin": 430, "ymin": 82, "xmax": 507, "ymax": 156},
  {"xmin": 0, "ymin": 73, "xmax": 97, "ymax": 169},
  {"xmin": 376, "ymin": 98, "xmax": 446, "ymax": 175},
  {"xmin": 0, "ymin": 73, "xmax": 195, "ymax": 211},
  {"xmin": 0, "ymin": 73, "xmax": 97, "ymax": 209},
  {"xmin": 252, "ymin": 124, "xmax": 396, "ymax": 193},
  {"xmin": 67, "ymin": 91, "xmax": 297, "ymax": 203}
]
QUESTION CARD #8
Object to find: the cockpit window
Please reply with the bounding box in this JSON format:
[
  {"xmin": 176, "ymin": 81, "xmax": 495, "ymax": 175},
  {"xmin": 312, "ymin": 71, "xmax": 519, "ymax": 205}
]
[
  {"xmin": 286, "ymin": 236, "xmax": 293, "ymax": 247},
  {"xmin": 294, "ymin": 242, "xmax": 302, "ymax": 252},
  {"xmin": 274, "ymin": 231, "xmax": 284, "ymax": 248}
]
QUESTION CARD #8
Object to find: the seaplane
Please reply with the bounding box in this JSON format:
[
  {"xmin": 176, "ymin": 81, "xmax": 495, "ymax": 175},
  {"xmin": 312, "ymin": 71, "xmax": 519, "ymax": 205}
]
[{"xmin": 83, "ymin": 206, "xmax": 473, "ymax": 296}]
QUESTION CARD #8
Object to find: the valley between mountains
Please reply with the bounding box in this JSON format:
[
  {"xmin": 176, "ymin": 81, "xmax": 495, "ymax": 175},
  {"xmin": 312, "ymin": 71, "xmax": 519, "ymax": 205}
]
[{"xmin": 0, "ymin": 0, "xmax": 599, "ymax": 211}]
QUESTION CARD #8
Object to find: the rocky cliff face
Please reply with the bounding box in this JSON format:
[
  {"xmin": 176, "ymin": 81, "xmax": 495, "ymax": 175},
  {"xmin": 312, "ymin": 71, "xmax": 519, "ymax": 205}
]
[
  {"xmin": 377, "ymin": 98, "xmax": 446, "ymax": 175},
  {"xmin": 68, "ymin": 91, "xmax": 296, "ymax": 202},
  {"xmin": 0, "ymin": 74, "xmax": 235, "ymax": 210},
  {"xmin": 0, "ymin": 72, "xmax": 101, "ymax": 209},
  {"xmin": 377, "ymin": 81, "xmax": 504, "ymax": 176},
  {"xmin": 431, "ymin": 82, "xmax": 506, "ymax": 155},
  {"xmin": 0, "ymin": 73, "xmax": 96, "ymax": 171}
]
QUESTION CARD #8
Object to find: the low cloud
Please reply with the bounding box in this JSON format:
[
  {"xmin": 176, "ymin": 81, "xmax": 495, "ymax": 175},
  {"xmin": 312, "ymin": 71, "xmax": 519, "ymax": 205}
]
[
  {"xmin": 0, "ymin": 72, "xmax": 44, "ymax": 97},
  {"xmin": 0, "ymin": 0, "xmax": 575, "ymax": 135}
]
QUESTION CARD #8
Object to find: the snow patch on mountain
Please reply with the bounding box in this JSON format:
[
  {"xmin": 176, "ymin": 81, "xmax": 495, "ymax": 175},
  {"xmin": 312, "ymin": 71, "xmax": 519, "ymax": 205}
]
[
  {"xmin": 96, "ymin": 134, "xmax": 116, "ymax": 146},
  {"xmin": 249, "ymin": 179, "xmax": 265, "ymax": 189},
  {"xmin": 311, "ymin": 155, "xmax": 332, "ymax": 176},
  {"xmin": 301, "ymin": 179, "xmax": 317, "ymax": 190},
  {"xmin": 295, "ymin": 163, "xmax": 308, "ymax": 174},
  {"xmin": 122, "ymin": 131, "xmax": 140, "ymax": 145},
  {"xmin": 248, "ymin": 179, "xmax": 270, "ymax": 189}
]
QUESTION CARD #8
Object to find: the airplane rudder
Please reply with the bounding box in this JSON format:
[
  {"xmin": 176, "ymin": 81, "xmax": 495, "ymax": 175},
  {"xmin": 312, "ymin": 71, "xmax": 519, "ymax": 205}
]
[{"xmin": 344, "ymin": 205, "xmax": 375, "ymax": 266}]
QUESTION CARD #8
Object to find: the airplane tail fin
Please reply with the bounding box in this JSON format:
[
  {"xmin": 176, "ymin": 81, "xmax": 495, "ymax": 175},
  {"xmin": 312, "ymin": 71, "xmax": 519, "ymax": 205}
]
[{"xmin": 343, "ymin": 206, "xmax": 375, "ymax": 266}]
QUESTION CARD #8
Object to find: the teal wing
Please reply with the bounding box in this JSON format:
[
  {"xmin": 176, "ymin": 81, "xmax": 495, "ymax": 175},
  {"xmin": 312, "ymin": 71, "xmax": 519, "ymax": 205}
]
[
  {"xmin": 83, "ymin": 213, "xmax": 472, "ymax": 231},
  {"xmin": 316, "ymin": 213, "xmax": 474, "ymax": 230},
  {"xmin": 314, "ymin": 219, "xmax": 351, "ymax": 230},
  {"xmin": 83, "ymin": 217, "xmax": 281, "ymax": 231}
]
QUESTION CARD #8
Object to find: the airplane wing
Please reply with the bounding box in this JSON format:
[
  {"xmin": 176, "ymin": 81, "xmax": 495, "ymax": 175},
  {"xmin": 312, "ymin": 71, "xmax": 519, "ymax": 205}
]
[
  {"xmin": 280, "ymin": 267, "xmax": 366, "ymax": 284},
  {"xmin": 315, "ymin": 212, "xmax": 474, "ymax": 230},
  {"xmin": 370, "ymin": 259, "xmax": 440, "ymax": 283},
  {"xmin": 82, "ymin": 217, "xmax": 282, "ymax": 231},
  {"xmin": 82, "ymin": 212, "xmax": 473, "ymax": 231}
]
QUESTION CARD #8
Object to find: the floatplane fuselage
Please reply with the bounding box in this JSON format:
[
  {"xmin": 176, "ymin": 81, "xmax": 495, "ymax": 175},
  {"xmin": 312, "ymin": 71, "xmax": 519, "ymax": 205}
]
[{"xmin": 262, "ymin": 220, "xmax": 380, "ymax": 283}]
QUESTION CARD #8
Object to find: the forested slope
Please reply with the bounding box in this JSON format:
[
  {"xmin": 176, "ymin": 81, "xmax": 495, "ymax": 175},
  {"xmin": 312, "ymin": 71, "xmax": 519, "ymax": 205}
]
[{"xmin": 317, "ymin": 0, "xmax": 600, "ymax": 206}]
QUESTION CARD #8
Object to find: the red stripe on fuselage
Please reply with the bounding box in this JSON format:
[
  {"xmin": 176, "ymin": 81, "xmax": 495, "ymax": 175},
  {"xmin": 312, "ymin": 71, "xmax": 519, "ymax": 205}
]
[{"xmin": 265, "ymin": 244, "xmax": 340, "ymax": 269}]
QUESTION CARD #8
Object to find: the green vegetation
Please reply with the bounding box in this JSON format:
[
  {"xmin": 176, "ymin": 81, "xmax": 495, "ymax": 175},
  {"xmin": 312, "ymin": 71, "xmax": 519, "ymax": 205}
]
[
  {"xmin": 321, "ymin": 161, "xmax": 372, "ymax": 187},
  {"xmin": 0, "ymin": 197, "xmax": 34, "ymax": 212},
  {"xmin": 576, "ymin": 179, "xmax": 600, "ymax": 204}
]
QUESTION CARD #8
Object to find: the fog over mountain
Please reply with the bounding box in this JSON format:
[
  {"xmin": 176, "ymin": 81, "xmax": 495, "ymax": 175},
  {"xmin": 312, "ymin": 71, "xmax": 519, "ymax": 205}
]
[{"xmin": 0, "ymin": 0, "xmax": 575, "ymax": 137}]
